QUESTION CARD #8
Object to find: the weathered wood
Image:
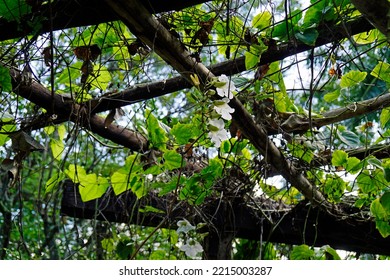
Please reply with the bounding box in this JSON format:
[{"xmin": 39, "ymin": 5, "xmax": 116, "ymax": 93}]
[
  {"xmin": 10, "ymin": 68, "xmax": 148, "ymax": 152},
  {"xmin": 350, "ymin": 0, "xmax": 390, "ymax": 39},
  {"xmin": 0, "ymin": 0, "xmax": 209, "ymax": 41},
  {"xmin": 86, "ymin": 17, "xmax": 373, "ymax": 115},
  {"xmin": 61, "ymin": 181, "xmax": 390, "ymax": 256}
]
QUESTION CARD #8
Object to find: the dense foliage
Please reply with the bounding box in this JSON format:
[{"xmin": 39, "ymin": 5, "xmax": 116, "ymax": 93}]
[{"xmin": 0, "ymin": 0, "xmax": 389, "ymax": 259}]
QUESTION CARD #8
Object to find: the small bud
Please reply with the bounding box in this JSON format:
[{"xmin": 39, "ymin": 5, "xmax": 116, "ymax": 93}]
[
  {"xmin": 190, "ymin": 74, "xmax": 200, "ymax": 87},
  {"xmin": 213, "ymin": 81, "xmax": 227, "ymax": 88},
  {"xmin": 205, "ymin": 89, "xmax": 216, "ymax": 96}
]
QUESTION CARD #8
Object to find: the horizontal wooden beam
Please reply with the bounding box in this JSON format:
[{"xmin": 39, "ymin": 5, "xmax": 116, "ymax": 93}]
[
  {"xmin": 61, "ymin": 181, "xmax": 390, "ymax": 256},
  {"xmin": 10, "ymin": 68, "xmax": 148, "ymax": 151},
  {"xmin": 0, "ymin": 0, "xmax": 209, "ymax": 41}
]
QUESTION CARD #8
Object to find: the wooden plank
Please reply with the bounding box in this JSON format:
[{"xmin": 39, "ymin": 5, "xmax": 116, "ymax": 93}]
[{"xmin": 61, "ymin": 181, "xmax": 390, "ymax": 256}]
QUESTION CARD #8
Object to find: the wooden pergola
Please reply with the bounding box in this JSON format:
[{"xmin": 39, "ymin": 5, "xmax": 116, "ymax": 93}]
[{"xmin": 3, "ymin": 0, "xmax": 390, "ymax": 258}]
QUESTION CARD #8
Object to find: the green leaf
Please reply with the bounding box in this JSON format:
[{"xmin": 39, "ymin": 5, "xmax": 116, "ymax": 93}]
[
  {"xmin": 244, "ymin": 42, "xmax": 267, "ymax": 70},
  {"xmin": 252, "ymin": 11, "xmax": 272, "ymax": 30},
  {"xmin": 323, "ymin": 175, "xmax": 346, "ymax": 203},
  {"xmin": 221, "ymin": 140, "xmax": 231, "ymax": 153},
  {"xmin": 163, "ymin": 150, "xmax": 183, "ymax": 170},
  {"xmin": 180, "ymin": 173, "xmax": 210, "ymax": 205},
  {"xmin": 0, "ymin": 65, "xmax": 12, "ymax": 92},
  {"xmin": 124, "ymin": 154, "xmax": 142, "ymax": 172},
  {"xmin": 91, "ymin": 64, "xmax": 111, "ymax": 91},
  {"xmin": 290, "ymin": 245, "xmax": 315, "ymax": 260},
  {"xmin": 321, "ymin": 245, "xmax": 341, "ymax": 260},
  {"xmin": 384, "ymin": 168, "xmax": 390, "ymax": 182},
  {"xmin": 331, "ymin": 150, "xmax": 348, "ymax": 167},
  {"xmin": 357, "ymin": 170, "xmax": 375, "ymax": 194},
  {"xmin": 44, "ymin": 126, "xmax": 55, "ymax": 136},
  {"xmin": 57, "ymin": 62, "xmax": 83, "ymax": 85},
  {"xmin": 171, "ymin": 123, "xmax": 195, "ymax": 145},
  {"xmin": 0, "ymin": 114, "xmax": 15, "ymax": 146},
  {"xmin": 149, "ymin": 250, "xmax": 167, "ymax": 260},
  {"xmin": 144, "ymin": 165, "xmax": 162, "ymax": 175},
  {"xmin": 371, "ymin": 61, "xmax": 390, "ymax": 83},
  {"xmin": 245, "ymin": 50, "xmax": 259, "ymax": 70},
  {"xmin": 353, "ymin": 29, "xmax": 381, "ymax": 45},
  {"xmin": 111, "ymin": 171, "xmax": 130, "ymax": 196},
  {"xmin": 116, "ymin": 238, "xmax": 133, "ymax": 259},
  {"xmin": 375, "ymin": 220, "xmax": 390, "ymax": 238},
  {"xmin": 50, "ymin": 139, "xmax": 65, "ymax": 160},
  {"xmin": 269, "ymin": 62, "xmax": 298, "ymax": 112},
  {"xmin": 346, "ymin": 157, "xmax": 361, "ymax": 174},
  {"xmin": 58, "ymin": 124, "xmax": 67, "ymax": 141},
  {"xmin": 380, "ymin": 108, "xmax": 390, "ymax": 128},
  {"xmin": 337, "ymin": 130, "xmax": 360, "ymax": 148},
  {"xmin": 340, "ymin": 70, "xmax": 367, "ymax": 88},
  {"xmin": 65, "ymin": 164, "xmax": 86, "ymax": 180},
  {"xmin": 139, "ymin": 205, "xmax": 165, "ymax": 214},
  {"xmin": 202, "ymin": 157, "xmax": 223, "ymax": 178},
  {"xmin": 357, "ymin": 170, "xmax": 387, "ymax": 194},
  {"xmin": 268, "ymin": 61, "xmax": 286, "ymax": 93},
  {"xmin": 380, "ymin": 192, "xmax": 390, "ymax": 215},
  {"xmin": 294, "ymin": 28, "xmax": 318, "ymax": 46},
  {"xmin": 367, "ymin": 156, "xmax": 383, "ymax": 169},
  {"xmin": 156, "ymin": 175, "xmax": 183, "ymax": 196},
  {"xmin": 101, "ymin": 238, "xmax": 114, "ymax": 252},
  {"xmin": 131, "ymin": 175, "xmax": 146, "ymax": 198},
  {"xmin": 80, "ymin": 174, "xmax": 109, "ymax": 202},
  {"xmin": 272, "ymin": 10, "xmax": 302, "ymax": 40},
  {"xmin": 146, "ymin": 110, "xmax": 168, "ymax": 150},
  {"xmin": 111, "ymin": 171, "xmax": 145, "ymax": 198},
  {"xmin": 65, "ymin": 164, "xmax": 109, "ymax": 201},
  {"xmin": 323, "ymin": 89, "xmax": 340, "ymax": 102},
  {"xmin": 45, "ymin": 172, "xmax": 65, "ymax": 194},
  {"xmin": 0, "ymin": 0, "xmax": 31, "ymax": 22},
  {"xmin": 371, "ymin": 198, "xmax": 390, "ymax": 238},
  {"xmin": 289, "ymin": 142, "xmax": 314, "ymax": 163}
]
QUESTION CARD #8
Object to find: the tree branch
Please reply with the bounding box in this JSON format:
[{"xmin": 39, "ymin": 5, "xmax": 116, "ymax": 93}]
[
  {"xmin": 86, "ymin": 17, "xmax": 373, "ymax": 114},
  {"xmin": 0, "ymin": 0, "xmax": 209, "ymax": 42},
  {"xmin": 281, "ymin": 92, "xmax": 390, "ymax": 133},
  {"xmin": 10, "ymin": 68, "xmax": 148, "ymax": 151}
]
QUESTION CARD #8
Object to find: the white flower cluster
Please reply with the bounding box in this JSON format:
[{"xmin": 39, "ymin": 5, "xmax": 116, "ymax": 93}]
[
  {"xmin": 176, "ymin": 219, "xmax": 203, "ymax": 259},
  {"xmin": 208, "ymin": 75, "xmax": 236, "ymax": 147}
]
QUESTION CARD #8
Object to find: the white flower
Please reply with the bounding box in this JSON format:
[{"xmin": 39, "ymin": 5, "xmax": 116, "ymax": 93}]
[
  {"xmin": 213, "ymin": 98, "xmax": 235, "ymax": 120},
  {"xmin": 215, "ymin": 74, "xmax": 236, "ymax": 99},
  {"xmin": 208, "ymin": 118, "xmax": 225, "ymax": 130},
  {"xmin": 176, "ymin": 219, "xmax": 195, "ymax": 234},
  {"xmin": 180, "ymin": 239, "xmax": 203, "ymax": 259},
  {"xmin": 208, "ymin": 118, "xmax": 229, "ymax": 147}
]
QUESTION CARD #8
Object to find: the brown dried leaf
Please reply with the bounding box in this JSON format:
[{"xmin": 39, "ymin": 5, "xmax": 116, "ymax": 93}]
[
  {"xmin": 42, "ymin": 46, "xmax": 51, "ymax": 67},
  {"xmin": 73, "ymin": 44, "xmax": 101, "ymax": 61},
  {"xmin": 80, "ymin": 60, "xmax": 93, "ymax": 83},
  {"xmin": 199, "ymin": 19, "xmax": 214, "ymax": 33},
  {"xmin": 254, "ymin": 63, "xmax": 270, "ymax": 80},
  {"xmin": 104, "ymin": 109, "xmax": 117, "ymax": 129}
]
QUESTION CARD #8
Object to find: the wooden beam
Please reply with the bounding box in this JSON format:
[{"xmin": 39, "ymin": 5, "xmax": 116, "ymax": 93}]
[
  {"xmin": 61, "ymin": 181, "xmax": 390, "ymax": 256},
  {"xmin": 10, "ymin": 68, "xmax": 148, "ymax": 151},
  {"xmin": 350, "ymin": 0, "xmax": 390, "ymax": 39},
  {"xmin": 0, "ymin": 0, "xmax": 209, "ymax": 41}
]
